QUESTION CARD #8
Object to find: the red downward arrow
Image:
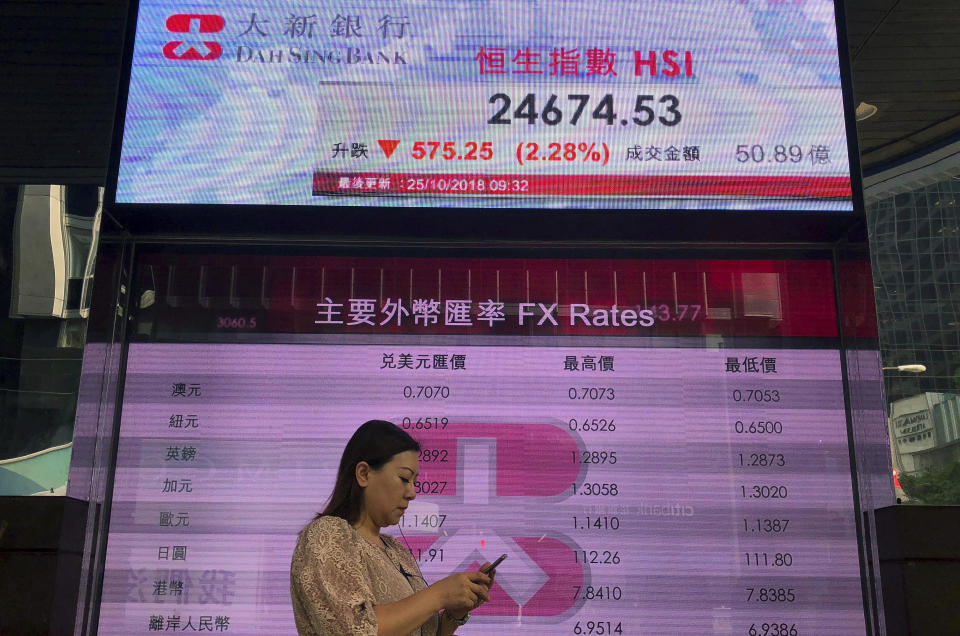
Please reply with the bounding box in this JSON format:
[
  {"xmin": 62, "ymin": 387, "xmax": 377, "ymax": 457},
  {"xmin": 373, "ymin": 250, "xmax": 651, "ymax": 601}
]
[{"xmin": 377, "ymin": 139, "xmax": 400, "ymax": 159}]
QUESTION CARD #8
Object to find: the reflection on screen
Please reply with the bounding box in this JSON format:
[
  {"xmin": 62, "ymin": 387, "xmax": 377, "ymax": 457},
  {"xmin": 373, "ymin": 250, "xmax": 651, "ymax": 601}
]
[
  {"xmin": 87, "ymin": 255, "xmax": 873, "ymax": 634},
  {"xmin": 96, "ymin": 342, "xmax": 867, "ymax": 634}
]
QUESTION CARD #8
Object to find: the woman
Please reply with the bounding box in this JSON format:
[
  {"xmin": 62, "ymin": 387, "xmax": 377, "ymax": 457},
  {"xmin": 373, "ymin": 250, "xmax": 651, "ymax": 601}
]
[{"xmin": 291, "ymin": 420, "xmax": 496, "ymax": 635}]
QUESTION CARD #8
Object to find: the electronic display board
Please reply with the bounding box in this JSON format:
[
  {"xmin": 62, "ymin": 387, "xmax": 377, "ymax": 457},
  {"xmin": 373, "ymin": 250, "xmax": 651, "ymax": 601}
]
[
  {"xmin": 89, "ymin": 255, "xmax": 875, "ymax": 634},
  {"xmin": 111, "ymin": 0, "xmax": 855, "ymax": 211}
]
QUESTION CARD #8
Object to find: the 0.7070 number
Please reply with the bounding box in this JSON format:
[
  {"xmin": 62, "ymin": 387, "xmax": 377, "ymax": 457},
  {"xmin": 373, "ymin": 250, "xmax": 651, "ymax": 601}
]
[{"xmin": 403, "ymin": 385, "xmax": 450, "ymax": 399}]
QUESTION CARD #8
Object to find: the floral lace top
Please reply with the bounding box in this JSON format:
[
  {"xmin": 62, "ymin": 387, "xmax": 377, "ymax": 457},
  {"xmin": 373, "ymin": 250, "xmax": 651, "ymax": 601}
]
[{"xmin": 290, "ymin": 516, "xmax": 439, "ymax": 636}]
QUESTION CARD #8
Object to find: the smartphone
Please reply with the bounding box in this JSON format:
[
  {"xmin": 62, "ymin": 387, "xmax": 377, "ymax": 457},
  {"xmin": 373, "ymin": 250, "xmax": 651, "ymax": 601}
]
[{"xmin": 481, "ymin": 554, "xmax": 507, "ymax": 573}]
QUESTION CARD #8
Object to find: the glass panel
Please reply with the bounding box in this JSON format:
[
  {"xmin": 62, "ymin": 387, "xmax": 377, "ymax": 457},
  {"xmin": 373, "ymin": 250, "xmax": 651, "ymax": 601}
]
[
  {"xmin": 92, "ymin": 250, "xmax": 880, "ymax": 635},
  {"xmin": 0, "ymin": 185, "xmax": 95, "ymax": 496},
  {"xmin": 867, "ymin": 174, "xmax": 960, "ymax": 505}
]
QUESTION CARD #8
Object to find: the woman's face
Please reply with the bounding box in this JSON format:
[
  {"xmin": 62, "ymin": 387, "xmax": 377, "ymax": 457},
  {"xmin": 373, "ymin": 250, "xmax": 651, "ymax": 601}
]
[{"xmin": 358, "ymin": 450, "xmax": 419, "ymax": 528}]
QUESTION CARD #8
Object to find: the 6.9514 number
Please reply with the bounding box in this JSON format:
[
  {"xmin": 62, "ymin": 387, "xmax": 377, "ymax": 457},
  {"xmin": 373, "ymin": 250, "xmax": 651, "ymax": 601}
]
[{"xmin": 573, "ymin": 621, "xmax": 623, "ymax": 634}]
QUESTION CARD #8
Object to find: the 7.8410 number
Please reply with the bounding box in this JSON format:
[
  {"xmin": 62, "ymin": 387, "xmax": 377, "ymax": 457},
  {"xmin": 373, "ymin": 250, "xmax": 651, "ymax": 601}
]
[{"xmin": 489, "ymin": 93, "xmax": 681, "ymax": 126}]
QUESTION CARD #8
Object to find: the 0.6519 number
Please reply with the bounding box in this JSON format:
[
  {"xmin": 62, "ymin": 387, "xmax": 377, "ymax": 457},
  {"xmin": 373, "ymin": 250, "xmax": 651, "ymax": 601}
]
[{"xmin": 401, "ymin": 416, "xmax": 448, "ymax": 430}]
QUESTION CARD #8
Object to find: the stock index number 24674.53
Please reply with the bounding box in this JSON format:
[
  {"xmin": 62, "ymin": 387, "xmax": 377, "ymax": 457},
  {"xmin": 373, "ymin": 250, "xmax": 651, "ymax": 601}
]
[{"xmin": 488, "ymin": 93, "xmax": 681, "ymax": 127}]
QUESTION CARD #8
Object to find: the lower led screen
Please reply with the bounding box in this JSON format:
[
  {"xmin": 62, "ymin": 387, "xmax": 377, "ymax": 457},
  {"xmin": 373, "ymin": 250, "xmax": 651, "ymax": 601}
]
[{"xmin": 98, "ymin": 341, "xmax": 866, "ymax": 634}]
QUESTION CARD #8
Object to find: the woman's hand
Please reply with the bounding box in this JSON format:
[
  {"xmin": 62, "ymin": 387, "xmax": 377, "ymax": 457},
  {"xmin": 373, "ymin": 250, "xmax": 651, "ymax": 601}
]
[{"xmin": 428, "ymin": 570, "xmax": 491, "ymax": 614}]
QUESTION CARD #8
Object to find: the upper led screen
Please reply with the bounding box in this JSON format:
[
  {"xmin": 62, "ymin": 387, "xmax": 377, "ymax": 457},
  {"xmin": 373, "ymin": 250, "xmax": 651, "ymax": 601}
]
[{"xmin": 114, "ymin": 0, "xmax": 854, "ymax": 211}]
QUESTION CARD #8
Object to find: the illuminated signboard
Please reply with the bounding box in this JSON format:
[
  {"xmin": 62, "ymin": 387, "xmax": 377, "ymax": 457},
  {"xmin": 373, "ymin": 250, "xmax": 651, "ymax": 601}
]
[
  {"xmin": 112, "ymin": 1, "xmax": 855, "ymax": 211},
  {"xmin": 90, "ymin": 256, "xmax": 874, "ymax": 634}
]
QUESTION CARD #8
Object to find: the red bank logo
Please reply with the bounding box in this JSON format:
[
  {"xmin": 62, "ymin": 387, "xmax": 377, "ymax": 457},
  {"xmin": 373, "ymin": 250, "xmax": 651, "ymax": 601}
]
[{"xmin": 163, "ymin": 14, "xmax": 225, "ymax": 61}]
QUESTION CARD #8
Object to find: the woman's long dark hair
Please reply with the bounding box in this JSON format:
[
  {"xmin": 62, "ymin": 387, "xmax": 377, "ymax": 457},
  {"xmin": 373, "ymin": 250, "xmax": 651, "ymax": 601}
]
[{"xmin": 319, "ymin": 420, "xmax": 420, "ymax": 524}]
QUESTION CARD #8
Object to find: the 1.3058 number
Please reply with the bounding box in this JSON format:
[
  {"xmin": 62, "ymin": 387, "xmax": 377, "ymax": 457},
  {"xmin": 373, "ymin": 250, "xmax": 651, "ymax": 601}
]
[{"xmin": 573, "ymin": 482, "xmax": 619, "ymax": 496}]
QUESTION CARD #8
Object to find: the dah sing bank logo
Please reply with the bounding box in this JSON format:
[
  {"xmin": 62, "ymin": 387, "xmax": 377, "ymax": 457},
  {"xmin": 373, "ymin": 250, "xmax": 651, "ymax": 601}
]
[{"xmin": 163, "ymin": 14, "xmax": 225, "ymax": 60}]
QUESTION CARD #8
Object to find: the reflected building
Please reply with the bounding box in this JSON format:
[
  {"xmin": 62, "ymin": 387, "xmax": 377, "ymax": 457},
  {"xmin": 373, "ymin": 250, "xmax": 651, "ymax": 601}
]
[
  {"xmin": 865, "ymin": 145, "xmax": 960, "ymax": 480},
  {"xmin": 889, "ymin": 392, "xmax": 960, "ymax": 475}
]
